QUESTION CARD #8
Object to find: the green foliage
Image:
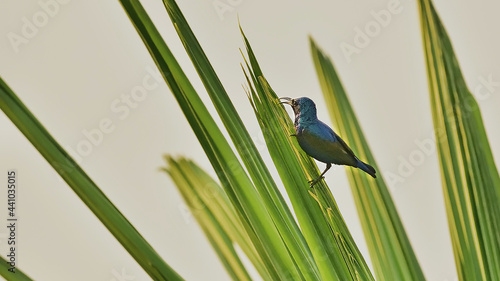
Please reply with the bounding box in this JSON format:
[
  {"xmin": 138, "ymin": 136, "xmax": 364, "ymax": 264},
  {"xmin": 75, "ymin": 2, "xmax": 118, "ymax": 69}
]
[
  {"xmin": 418, "ymin": 0, "xmax": 500, "ymax": 280},
  {"xmin": 118, "ymin": 1, "xmax": 313, "ymax": 280},
  {"xmin": 1, "ymin": 0, "xmax": 498, "ymax": 280},
  {"xmin": 241, "ymin": 32, "xmax": 375, "ymax": 281},
  {"xmin": 163, "ymin": 157, "xmax": 255, "ymax": 281},
  {"xmin": 162, "ymin": 1, "xmax": 321, "ymax": 279},
  {"xmin": 0, "ymin": 75, "xmax": 182, "ymax": 281},
  {"xmin": 0, "ymin": 256, "xmax": 33, "ymax": 281},
  {"xmin": 310, "ymin": 39, "xmax": 426, "ymax": 281}
]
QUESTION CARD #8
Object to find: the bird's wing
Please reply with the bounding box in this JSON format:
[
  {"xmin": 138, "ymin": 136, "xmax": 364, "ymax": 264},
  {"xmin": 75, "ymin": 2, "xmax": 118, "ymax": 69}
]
[
  {"xmin": 314, "ymin": 121, "xmax": 337, "ymax": 142},
  {"xmin": 330, "ymin": 129, "xmax": 357, "ymax": 160},
  {"xmin": 316, "ymin": 121, "xmax": 356, "ymax": 157},
  {"xmin": 297, "ymin": 121, "xmax": 358, "ymax": 166}
]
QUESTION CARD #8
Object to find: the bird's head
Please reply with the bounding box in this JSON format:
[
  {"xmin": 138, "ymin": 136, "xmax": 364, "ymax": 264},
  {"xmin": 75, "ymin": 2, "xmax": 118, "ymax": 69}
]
[{"xmin": 280, "ymin": 97, "xmax": 317, "ymax": 120}]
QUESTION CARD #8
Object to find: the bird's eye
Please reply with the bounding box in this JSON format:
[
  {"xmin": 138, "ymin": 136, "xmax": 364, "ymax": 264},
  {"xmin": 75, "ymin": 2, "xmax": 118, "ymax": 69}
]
[{"xmin": 292, "ymin": 100, "xmax": 297, "ymax": 106}]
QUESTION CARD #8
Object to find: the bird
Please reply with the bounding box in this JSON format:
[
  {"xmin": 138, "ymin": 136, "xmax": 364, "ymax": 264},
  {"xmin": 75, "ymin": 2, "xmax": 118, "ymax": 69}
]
[{"xmin": 280, "ymin": 97, "xmax": 376, "ymax": 187}]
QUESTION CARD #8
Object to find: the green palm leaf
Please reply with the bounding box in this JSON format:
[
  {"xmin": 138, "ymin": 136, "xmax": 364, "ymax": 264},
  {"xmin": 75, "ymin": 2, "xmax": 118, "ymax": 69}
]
[
  {"xmin": 0, "ymin": 256, "xmax": 33, "ymax": 281},
  {"xmin": 310, "ymin": 39, "xmax": 426, "ymax": 281},
  {"xmin": 117, "ymin": 1, "xmax": 306, "ymax": 279},
  {"xmin": 163, "ymin": 157, "xmax": 256, "ymax": 281},
  {"xmin": 242, "ymin": 31, "xmax": 375, "ymax": 281},
  {"xmin": 0, "ymin": 74, "xmax": 182, "ymax": 281},
  {"xmin": 418, "ymin": 0, "xmax": 500, "ymax": 280},
  {"xmin": 160, "ymin": 1, "xmax": 320, "ymax": 279}
]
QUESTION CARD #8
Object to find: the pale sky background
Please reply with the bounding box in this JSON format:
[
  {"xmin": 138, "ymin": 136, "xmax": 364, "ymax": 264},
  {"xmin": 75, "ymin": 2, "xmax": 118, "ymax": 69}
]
[{"xmin": 0, "ymin": 0, "xmax": 499, "ymax": 280}]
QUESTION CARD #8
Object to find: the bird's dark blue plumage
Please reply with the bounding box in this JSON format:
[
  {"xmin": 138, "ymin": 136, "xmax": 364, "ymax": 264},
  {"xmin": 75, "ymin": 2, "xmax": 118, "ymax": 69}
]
[{"xmin": 281, "ymin": 96, "xmax": 376, "ymax": 187}]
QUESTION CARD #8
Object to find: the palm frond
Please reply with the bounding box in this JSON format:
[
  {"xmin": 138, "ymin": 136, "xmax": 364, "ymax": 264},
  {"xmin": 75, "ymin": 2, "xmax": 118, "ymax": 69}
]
[
  {"xmin": 418, "ymin": 0, "xmax": 500, "ymax": 280},
  {"xmin": 310, "ymin": 38, "xmax": 426, "ymax": 281},
  {"xmin": 163, "ymin": 157, "xmax": 256, "ymax": 281},
  {"xmin": 0, "ymin": 256, "xmax": 33, "ymax": 281},
  {"xmin": 118, "ymin": 1, "xmax": 307, "ymax": 279},
  {"xmin": 0, "ymin": 74, "xmax": 182, "ymax": 281},
  {"xmin": 242, "ymin": 30, "xmax": 375, "ymax": 281}
]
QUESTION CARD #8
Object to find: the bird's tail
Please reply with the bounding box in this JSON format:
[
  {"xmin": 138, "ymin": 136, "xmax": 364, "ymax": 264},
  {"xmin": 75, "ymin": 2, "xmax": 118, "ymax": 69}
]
[{"xmin": 356, "ymin": 159, "xmax": 376, "ymax": 178}]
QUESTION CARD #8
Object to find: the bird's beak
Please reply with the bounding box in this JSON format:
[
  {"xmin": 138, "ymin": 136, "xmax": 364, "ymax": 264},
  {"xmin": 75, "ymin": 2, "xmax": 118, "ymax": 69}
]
[{"xmin": 279, "ymin": 97, "xmax": 293, "ymax": 106}]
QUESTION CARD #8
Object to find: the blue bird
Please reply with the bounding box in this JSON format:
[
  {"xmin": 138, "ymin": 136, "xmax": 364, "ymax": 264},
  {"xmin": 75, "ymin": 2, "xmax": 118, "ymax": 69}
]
[{"xmin": 280, "ymin": 97, "xmax": 376, "ymax": 187}]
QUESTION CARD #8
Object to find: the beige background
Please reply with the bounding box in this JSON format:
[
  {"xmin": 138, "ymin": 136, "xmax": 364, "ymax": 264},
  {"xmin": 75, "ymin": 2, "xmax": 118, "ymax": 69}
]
[{"xmin": 1, "ymin": 0, "xmax": 499, "ymax": 280}]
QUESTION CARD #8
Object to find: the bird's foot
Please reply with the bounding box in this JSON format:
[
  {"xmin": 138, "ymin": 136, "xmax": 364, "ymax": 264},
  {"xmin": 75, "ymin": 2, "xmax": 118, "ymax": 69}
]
[{"xmin": 308, "ymin": 176, "xmax": 324, "ymax": 188}]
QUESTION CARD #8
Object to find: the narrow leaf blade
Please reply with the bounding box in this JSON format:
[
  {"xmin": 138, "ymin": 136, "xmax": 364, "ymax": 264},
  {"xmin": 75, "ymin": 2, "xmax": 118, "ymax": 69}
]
[
  {"xmin": 310, "ymin": 38, "xmax": 426, "ymax": 281},
  {"xmin": 418, "ymin": 1, "xmax": 500, "ymax": 280}
]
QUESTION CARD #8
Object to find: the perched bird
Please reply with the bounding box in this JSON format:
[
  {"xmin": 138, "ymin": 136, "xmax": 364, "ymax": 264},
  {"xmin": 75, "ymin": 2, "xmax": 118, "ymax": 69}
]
[{"xmin": 280, "ymin": 97, "xmax": 376, "ymax": 187}]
